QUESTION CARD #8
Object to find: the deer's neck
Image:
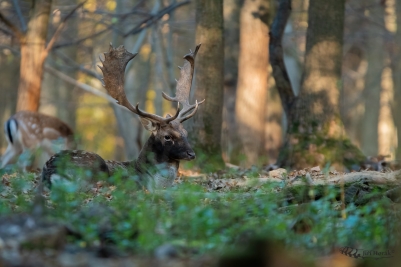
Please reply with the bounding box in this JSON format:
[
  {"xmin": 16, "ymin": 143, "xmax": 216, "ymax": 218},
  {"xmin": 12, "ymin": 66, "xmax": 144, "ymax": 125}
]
[
  {"xmin": 135, "ymin": 135, "xmax": 179, "ymax": 189},
  {"xmin": 137, "ymin": 135, "xmax": 179, "ymax": 167}
]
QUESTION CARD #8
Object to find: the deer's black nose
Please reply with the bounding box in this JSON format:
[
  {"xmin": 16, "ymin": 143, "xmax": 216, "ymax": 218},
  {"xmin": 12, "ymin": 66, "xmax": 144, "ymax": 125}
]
[{"xmin": 187, "ymin": 151, "xmax": 196, "ymax": 159}]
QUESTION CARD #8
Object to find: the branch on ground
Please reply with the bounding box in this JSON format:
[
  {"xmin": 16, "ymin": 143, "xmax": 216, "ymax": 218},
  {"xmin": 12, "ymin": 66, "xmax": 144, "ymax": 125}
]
[{"xmin": 188, "ymin": 170, "xmax": 401, "ymax": 188}]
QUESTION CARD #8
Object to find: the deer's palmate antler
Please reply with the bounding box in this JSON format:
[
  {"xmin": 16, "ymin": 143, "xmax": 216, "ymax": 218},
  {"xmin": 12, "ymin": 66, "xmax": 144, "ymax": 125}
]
[
  {"xmin": 42, "ymin": 44, "xmax": 204, "ymax": 191},
  {"xmin": 98, "ymin": 43, "xmax": 204, "ymax": 124}
]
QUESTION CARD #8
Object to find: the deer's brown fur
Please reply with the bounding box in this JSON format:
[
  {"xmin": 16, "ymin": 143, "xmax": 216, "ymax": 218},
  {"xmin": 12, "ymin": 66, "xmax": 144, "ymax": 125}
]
[{"xmin": 1, "ymin": 111, "xmax": 74, "ymax": 170}]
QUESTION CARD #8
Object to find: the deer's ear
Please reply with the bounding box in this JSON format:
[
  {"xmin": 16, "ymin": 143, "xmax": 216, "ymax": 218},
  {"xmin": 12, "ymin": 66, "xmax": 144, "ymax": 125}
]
[
  {"xmin": 165, "ymin": 114, "xmax": 172, "ymax": 119},
  {"xmin": 140, "ymin": 118, "xmax": 158, "ymax": 133}
]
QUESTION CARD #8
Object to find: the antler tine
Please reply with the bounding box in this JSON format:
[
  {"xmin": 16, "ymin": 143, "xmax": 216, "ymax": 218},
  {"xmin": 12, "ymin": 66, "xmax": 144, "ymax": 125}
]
[
  {"xmin": 162, "ymin": 44, "xmax": 205, "ymax": 123},
  {"xmin": 99, "ymin": 44, "xmax": 173, "ymax": 125},
  {"xmin": 135, "ymin": 103, "xmax": 180, "ymax": 124},
  {"xmin": 179, "ymin": 100, "xmax": 200, "ymax": 123}
]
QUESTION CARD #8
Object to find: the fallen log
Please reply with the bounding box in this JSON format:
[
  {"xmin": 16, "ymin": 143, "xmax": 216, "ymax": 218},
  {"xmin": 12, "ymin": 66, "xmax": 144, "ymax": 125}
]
[{"xmin": 184, "ymin": 170, "xmax": 401, "ymax": 189}]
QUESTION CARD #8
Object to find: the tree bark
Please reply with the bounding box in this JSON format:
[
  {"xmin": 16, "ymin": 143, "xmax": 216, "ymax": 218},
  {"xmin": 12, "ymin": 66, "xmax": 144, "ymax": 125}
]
[
  {"xmin": 391, "ymin": 0, "xmax": 401, "ymax": 160},
  {"xmin": 16, "ymin": 0, "xmax": 52, "ymax": 112},
  {"xmin": 190, "ymin": 0, "xmax": 225, "ymax": 171},
  {"xmin": 271, "ymin": 0, "xmax": 365, "ymax": 170},
  {"xmin": 235, "ymin": 0, "xmax": 270, "ymax": 167},
  {"xmin": 361, "ymin": 1, "xmax": 385, "ymax": 157},
  {"xmin": 222, "ymin": 0, "xmax": 242, "ymax": 164}
]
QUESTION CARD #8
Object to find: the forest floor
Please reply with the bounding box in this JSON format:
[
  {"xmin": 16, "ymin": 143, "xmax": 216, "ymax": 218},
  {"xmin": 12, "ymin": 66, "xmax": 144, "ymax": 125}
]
[{"xmin": 0, "ymin": 164, "xmax": 401, "ymax": 267}]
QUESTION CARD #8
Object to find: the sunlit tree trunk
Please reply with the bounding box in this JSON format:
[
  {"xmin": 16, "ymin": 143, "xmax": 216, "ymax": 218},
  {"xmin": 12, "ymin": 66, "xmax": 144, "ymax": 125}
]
[
  {"xmin": 235, "ymin": 0, "xmax": 270, "ymax": 166},
  {"xmin": 190, "ymin": 0, "xmax": 225, "ymax": 170},
  {"xmin": 391, "ymin": 0, "xmax": 401, "ymax": 160},
  {"xmin": 361, "ymin": 1, "xmax": 385, "ymax": 157},
  {"xmin": 271, "ymin": 0, "xmax": 365, "ymax": 169},
  {"xmin": 16, "ymin": 0, "xmax": 52, "ymax": 112}
]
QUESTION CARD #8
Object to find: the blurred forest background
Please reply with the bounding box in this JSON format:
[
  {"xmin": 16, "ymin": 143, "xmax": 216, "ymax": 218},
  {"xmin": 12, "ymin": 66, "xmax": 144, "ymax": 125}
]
[{"xmin": 0, "ymin": 0, "xmax": 400, "ymax": 170}]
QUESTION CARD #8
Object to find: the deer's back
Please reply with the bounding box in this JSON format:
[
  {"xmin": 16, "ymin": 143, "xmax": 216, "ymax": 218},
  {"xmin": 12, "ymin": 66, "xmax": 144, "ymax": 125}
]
[
  {"xmin": 41, "ymin": 150, "xmax": 178, "ymax": 190},
  {"xmin": 42, "ymin": 150, "xmax": 110, "ymax": 187}
]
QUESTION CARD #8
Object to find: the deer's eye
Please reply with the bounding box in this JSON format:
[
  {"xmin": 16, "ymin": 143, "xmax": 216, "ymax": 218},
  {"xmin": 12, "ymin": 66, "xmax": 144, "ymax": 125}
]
[{"xmin": 164, "ymin": 135, "xmax": 172, "ymax": 141}]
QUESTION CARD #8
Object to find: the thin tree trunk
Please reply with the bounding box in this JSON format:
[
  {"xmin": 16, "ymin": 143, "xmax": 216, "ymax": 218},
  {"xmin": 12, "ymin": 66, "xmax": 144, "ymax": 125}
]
[
  {"xmin": 190, "ymin": 0, "xmax": 225, "ymax": 170},
  {"xmin": 361, "ymin": 1, "xmax": 385, "ymax": 157},
  {"xmin": 108, "ymin": 0, "xmax": 154, "ymax": 160},
  {"xmin": 235, "ymin": 0, "xmax": 270, "ymax": 166},
  {"xmin": 152, "ymin": 26, "xmax": 164, "ymax": 116},
  {"xmin": 47, "ymin": 2, "xmax": 79, "ymax": 131},
  {"xmin": 222, "ymin": 0, "xmax": 241, "ymax": 164},
  {"xmin": 16, "ymin": 0, "xmax": 52, "ymax": 112}
]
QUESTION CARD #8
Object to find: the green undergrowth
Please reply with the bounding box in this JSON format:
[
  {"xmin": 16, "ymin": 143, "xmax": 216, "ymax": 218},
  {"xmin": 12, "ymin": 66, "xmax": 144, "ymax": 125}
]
[{"xmin": 0, "ymin": 167, "xmax": 400, "ymax": 258}]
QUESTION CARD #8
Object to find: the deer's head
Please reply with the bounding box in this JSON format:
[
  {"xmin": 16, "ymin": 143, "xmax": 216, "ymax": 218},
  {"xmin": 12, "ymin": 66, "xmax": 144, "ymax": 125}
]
[
  {"xmin": 98, "ymin": 44, "xmax": 203, "ymax": 162},
  {"xmin": 140, "ymin": 118, "xmax": 194, "ymax": 161}
]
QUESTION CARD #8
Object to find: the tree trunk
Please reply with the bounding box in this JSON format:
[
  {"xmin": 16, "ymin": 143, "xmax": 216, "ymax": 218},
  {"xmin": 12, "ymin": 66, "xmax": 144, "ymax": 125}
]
[
  {"xmin": 16, "ymin": 0, "xmax": 52, "ymax": 112},
  {"xmin": 235, "ymin": 0, "xmax": 270, "ymax": 167},
  {"xmin": 391, "ymin": 0, "xmax": 401, "ymax": 160},
  {"xmin": 190, "ymin": 0, "xmax": 225, "ymax": 171},
  {"xmin": 271, "ymin": 0, "xmax": 365, "ymax": 170},
  {"xmin": 222, "ymin": 0, "xmax": 242, "ymax": 164},
  {"xmin": 361, "ymin": 1, "xmax": 385, "ymax": 157}
]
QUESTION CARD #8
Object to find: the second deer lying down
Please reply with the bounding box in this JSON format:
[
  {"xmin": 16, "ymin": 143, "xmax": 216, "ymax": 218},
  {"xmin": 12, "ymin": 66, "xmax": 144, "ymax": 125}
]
[{"xmin": 42, "ymin": 44, "xmax": 203, "ymax": 190}]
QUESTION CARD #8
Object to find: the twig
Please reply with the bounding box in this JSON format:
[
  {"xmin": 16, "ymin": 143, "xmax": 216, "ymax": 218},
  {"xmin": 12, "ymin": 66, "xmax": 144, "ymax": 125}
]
[
  {"xmin": 53, "ymin": 50, "xmax": 102, "ymax": 79},
  {"xmin": 123, "ymin": 0, "xmax": 190, "ymax": 37},
  {"xmin": 52, "ymin": 0, "xmax": 184, "ymax": 50},
  {"xmin": 269, "ymin": 0, "xmax": 295, "ymax": 118},
  {"xmin": 90, "ymin": 0, "xmax": 148, "ymax": 18},
  {"xmin": 44, "ymin": 65, "xmax": 126, "ymax": 111},
  {"xmin": 0, "ymin": 10, "xmax": 24, "ymax": 40},
  {"xmin": 0, "ymin": 26, "xmax": 13, "ymax": 36},
  {"xmin": 0, "ymin": 44, "xmax": 20, "ymax": 55},
  {"xmin": 52, "ymin": 27, "xmax": 110, "ymax": 50},
  {"xmin": 43, "ymin": 1, "xmax": 86, "ymax": 59}
]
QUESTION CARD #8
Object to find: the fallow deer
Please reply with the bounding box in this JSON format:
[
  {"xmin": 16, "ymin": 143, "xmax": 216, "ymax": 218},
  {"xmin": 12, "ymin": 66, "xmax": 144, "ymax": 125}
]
[
  {"xmin": 1, "ymin": 111, "xmax": 74, "ymax": 170},
  {"xmin": 42, "ymin": 44, "xmax": 203, "ymax": 190}
]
